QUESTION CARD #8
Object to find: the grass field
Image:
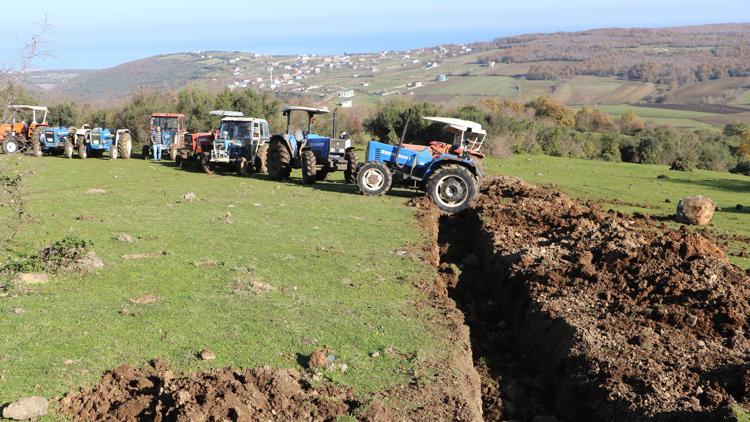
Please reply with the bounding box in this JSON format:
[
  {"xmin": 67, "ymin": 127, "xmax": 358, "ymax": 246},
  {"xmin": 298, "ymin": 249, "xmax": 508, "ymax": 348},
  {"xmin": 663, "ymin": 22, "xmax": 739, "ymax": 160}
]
[
  {"xmin": 0, "ymin": 156, "xmax": 450, "ymax": 408},
  {"xmin": 1, "ymin": 152, "xmax": 749, "ymax": 416}
]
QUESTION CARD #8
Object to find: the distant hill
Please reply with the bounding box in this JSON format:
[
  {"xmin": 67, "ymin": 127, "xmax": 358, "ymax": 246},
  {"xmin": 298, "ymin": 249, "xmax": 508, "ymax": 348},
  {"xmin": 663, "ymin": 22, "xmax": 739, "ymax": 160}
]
[{"xmin": 16, "ymin": 23, "xmax": 750, "ymax": 123}]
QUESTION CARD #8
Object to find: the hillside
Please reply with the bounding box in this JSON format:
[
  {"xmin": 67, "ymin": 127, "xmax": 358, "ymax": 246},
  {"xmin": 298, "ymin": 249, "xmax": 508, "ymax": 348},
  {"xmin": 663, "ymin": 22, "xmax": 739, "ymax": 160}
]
[{"xmin": 16, "ymin": 23, "xmax": 750, "ymax": 128}]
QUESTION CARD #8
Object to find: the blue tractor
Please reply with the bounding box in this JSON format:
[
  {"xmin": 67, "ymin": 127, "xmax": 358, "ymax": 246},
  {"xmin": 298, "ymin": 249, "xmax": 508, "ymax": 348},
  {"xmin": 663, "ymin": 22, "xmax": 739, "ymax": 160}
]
[
  {"xmin": 356, "ymin": 116, "xmax": 486, "ymax": 214},
  {"xmin": 63, "ymin": 124, "xmax": 132, "ymax": 159},
  {"xmin": 41, "ymin": 127, "xmax": 70, "ymax": 155},
  {"xmin": 266, "ymin": 106, "xmax": 357, "ymax": 184}
]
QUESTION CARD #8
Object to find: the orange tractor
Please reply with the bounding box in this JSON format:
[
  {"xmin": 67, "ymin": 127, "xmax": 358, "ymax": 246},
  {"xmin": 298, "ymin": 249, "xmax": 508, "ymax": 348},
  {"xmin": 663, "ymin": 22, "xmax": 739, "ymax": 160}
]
[{"xmin": 0, "ymin": 105, "xmax": 49, "ymax": 155}]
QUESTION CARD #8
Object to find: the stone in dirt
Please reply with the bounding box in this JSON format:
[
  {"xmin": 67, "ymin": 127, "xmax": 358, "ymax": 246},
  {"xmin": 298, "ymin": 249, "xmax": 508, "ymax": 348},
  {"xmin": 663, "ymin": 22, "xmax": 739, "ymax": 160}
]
[
  {"xmin": 121, "ymin": 251, "xmax": 165, "ymax": 260},
  {"xmin": 58, "ymin": 363, "xmax": 362, "ymax": 421},
  {"xmin": 85, "ymin": 188, "xmax": 107, "ymax": 194},
  {"xmin": 199, "ymin": 349, "xmax": 216, "ymax": 360},
  {"xmin": 250, "ymin": 280, "xmax": 274, "ymax": 293},
  {"xmin": 2, "ymin": 396, "xmax": 48, "ymax": 420},
  {"xmin": 308, "ymin": 348, "xmax": 328, "ymax": 369},
  {"xmin": 676, "ymin": 195, "xmax": 715, "ymax": 225},
  {"xmin": 129, "ymin": 295, "xmax": 158, "ymax": 305},
  {"xmin": 13, "ymin": 272, "xmax": 49, "ymax": 285},
  {"xmin": 116, "ymin": 233, "xmax": 135, "ymax": 243}
]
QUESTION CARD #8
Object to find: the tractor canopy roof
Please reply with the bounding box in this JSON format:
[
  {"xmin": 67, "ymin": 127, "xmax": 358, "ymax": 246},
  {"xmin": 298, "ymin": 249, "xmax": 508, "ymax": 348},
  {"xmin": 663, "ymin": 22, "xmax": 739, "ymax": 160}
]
[
  {"xmin": 221, "ymin": 117, "xmax": 267, "ymax": 123},
  {"xmin": 7, "ymin": 105, "xmax": 48, "ymax": 112},
  {"xmin": 151, "ymin": 113, "xmax": 184, "ymax": 118},
  {"xmin": 423, "ymin": 116, "xmax": 486, "ymax": 137},
  {"xmin": 282, "ymin": 106, "xmax": 330, "ymax": 115},
  {"xmin": 209, "ymin": 110, "xmax": 243, "ymax": 118}
]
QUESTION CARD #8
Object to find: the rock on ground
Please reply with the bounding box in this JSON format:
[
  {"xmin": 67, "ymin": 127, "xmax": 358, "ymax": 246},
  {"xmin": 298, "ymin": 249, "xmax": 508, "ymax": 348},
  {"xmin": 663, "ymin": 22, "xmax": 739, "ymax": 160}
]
[
  {"xmin": 13, "ymin": 273, "xmax": 49, "ymax": 285},
  {"xmin": 676, "ymin": 195, "xmax": 716, "ymax": 225},
  {"xmin": 308, "ymin": 348, "xmax": 329, "ymax": 369},
  {"xmin": 2, "ymin": 396, "xmax": 48, "ymax": 420}
]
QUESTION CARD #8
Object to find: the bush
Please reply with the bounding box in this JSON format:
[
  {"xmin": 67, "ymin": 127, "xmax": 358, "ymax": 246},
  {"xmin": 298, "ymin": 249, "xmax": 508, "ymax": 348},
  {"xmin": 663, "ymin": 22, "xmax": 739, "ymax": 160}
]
[
  {"xmin": 730, "ymin": 161, "xmax": 750, "ymax": 176},
  {"xmin": 670, "ymin": 156, "xmax": 697, "ymax": 171},
  {"xmin": 525, "ymin": 96, "xmax": 575, "ymax": 127}
]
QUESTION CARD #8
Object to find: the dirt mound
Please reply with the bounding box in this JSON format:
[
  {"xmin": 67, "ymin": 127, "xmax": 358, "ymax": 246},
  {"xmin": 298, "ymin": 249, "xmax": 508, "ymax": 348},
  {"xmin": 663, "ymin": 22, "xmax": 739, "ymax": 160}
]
[
  {"xmin": 443, "ymin": 176, "xmax": 750, "ymax": 421},
  {"xmin": 58, "ymin": 362, "xmax": 361, "ymax": 421}
]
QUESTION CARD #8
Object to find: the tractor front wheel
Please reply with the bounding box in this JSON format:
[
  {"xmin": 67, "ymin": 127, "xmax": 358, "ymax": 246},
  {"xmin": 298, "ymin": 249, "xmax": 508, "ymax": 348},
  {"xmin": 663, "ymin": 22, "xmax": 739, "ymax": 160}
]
[
  {"xmin": 170, "ymin": 145, "xmax": 178, "ymax": 161},
  {"xmin": 78, "ymin": 137, "xmax": 87, "ymax": 159},
  {"xmin": 316, "ymin": 168, "xmax": 329, "ymax": 181},
  {"xmin": 200, "ymin": 154, "xmax": 215, "ymax": 174},
  {"xmin": 255, "ymin": 144, "xmax": 269, "ymax": 174},
  {"xmin": 356, "ymin": 162, "xmax": 392, "ymax": 196},
  {"xmin": 267, "ymin": 140, "xmax": 291, "ymax": 180},
  {"xmin": 118, "ymin": 133, "xmax": 132, "ymax": 159},
  {"xmin": 237, "ymin": 157, "xmax": 250, "ymax": 176},
  {"xmin": 141, "ymin": 145, "xmax": 150, "ymax": 160},
  {"xmin": 64, "ymin": 137, "xmax": 74, "ymax": 159},
  {"xmin": 301, "ymin": 149, "xmax": 317, "ymax": 184},
  {"xmin": 344, "ymin": 148, "xmax": 358, "ymax": 184},
  {"xmin": 426, "ymin": 164, "xmax": 477, "ymax": 214},
  {"xmin": 175, "ymin": 155, "xmax": 183, "ymax": 168},
  {"xmin": 3, "ymin": 138, "xmax": 20, "ymax": 155}
]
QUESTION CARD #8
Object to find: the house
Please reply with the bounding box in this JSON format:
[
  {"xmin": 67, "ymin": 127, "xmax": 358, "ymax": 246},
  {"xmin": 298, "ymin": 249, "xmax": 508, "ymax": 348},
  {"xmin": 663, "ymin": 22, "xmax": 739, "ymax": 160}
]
[
  {"xmin": 339, "ymin": 90, "xmax": 354, "ymax": 98},
  {"xmin": 436, "ymin": 74, "xmax": 448, "ymax": 82},
  {"xmin": 340, "ymin": 100, "xmax": 353, "ymax": 108}
]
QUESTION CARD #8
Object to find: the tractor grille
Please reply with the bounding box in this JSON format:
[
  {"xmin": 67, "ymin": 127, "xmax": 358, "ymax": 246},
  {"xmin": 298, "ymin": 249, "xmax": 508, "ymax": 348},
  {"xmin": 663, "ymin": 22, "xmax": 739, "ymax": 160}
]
[
  {"xmin": 45, "ymin": 133, "xmax": 54, "ymax": 142},
  {"xmin": 90, "ymin": 133, "xmax": 101, "ymax": 145}
]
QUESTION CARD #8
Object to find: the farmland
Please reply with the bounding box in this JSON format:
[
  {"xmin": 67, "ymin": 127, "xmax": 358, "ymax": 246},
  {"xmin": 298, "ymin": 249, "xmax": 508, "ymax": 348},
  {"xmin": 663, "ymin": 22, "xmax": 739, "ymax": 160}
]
[{"xmin": 1, "ymin": 151, "xmax": 749, "ymax": 420}]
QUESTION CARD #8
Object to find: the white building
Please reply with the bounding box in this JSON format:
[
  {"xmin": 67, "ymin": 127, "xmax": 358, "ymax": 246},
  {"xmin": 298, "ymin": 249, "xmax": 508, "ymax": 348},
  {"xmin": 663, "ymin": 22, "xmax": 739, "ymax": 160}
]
[
  {"xmin": 436, "ymin": 74, "xmax": 448, "ymax": 82},
  {"xmin": 340, "ymin": 100, "xmax": 353, "ymax": 108},
  {"xmin": 339, "ymin": 90, "xmax": 355, "ymax": 98}
]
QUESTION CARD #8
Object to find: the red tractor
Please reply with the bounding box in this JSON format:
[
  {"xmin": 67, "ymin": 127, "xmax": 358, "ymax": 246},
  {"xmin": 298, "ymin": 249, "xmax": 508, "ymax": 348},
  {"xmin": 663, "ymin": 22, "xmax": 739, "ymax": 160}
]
[{"xmin": 142, "ymin": 113, "xmax": 186, "ymax": 160}]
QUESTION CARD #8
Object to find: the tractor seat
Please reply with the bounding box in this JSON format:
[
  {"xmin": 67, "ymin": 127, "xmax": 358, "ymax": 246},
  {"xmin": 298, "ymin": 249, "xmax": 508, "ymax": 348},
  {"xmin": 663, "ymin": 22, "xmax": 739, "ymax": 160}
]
[{"xmin": 400, "ymin": 143, "xmax": 428, "ymax": 152}]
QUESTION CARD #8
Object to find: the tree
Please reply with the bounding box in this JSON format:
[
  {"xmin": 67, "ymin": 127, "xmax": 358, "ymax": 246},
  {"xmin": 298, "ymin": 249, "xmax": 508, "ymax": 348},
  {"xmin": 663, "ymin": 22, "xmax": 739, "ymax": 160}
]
[
  {"xmin": 738, "ymin": 131, "xmax": 750, "ymax": 160},
  {"xmin": 48, "ymin": 102, "xmax": 79, "ymax": 127},
  {"xmin": 723, "ymin": 122, "xmax": 750, "ymax": 137},
  {"xmin": 525, "ymin": 96, "xmax": 575, "ymax": 127},
  {"xmin": 176, "ymin": 86, "xmax": 213, "ymax": 132},
  {"xmin": 363, "ymin": 98, "xmax": 444, "ymax": 143},
  {"xmin": 620, "ymin": 111, "xmax": 645, "ymax": 135},
  {"xmin": 575, "ymin": 107, "xmax": 615, "ymax": 132}
]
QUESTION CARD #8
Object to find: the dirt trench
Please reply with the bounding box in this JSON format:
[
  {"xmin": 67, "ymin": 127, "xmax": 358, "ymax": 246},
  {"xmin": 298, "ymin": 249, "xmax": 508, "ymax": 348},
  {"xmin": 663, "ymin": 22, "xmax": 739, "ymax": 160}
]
[{"xmin": 431, "ymin": 176, "xmax": 750, "ymax": 422}]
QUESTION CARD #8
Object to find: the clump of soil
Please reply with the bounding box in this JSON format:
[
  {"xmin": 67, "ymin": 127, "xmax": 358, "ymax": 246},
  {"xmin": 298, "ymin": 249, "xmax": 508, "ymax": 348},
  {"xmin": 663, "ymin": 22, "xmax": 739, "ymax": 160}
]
[
  {"xmin": 451, "ymin": 176, "xmax": 750, "ymax": 421},
  {"xmin": 58, "ymin": 363, "xmax": 361, "ymax": 421}
]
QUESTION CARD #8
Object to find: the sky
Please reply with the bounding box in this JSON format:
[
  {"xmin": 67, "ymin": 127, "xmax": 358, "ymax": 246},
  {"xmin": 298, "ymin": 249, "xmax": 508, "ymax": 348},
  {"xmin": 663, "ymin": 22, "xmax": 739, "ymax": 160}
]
[{"xmin": 1, "ymin": 0, "xmax": 749, "ymax": 70}]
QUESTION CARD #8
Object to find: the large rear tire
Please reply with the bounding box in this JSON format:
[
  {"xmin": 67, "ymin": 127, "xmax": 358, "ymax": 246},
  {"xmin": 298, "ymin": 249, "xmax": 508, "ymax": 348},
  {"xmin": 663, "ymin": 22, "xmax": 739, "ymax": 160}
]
[
  {"xmin": 344, "ymin": 148, "xmax": 358, "ymax": 184},
  {"xmin": 356, "ymin": 162, "xmax": 392, "ymax": 196},
  {"xmin": 3, "ymin": 138, "xmax": 20, "ymax": 155},
  {"xmin": 118, "ymin": 133, "xmax": 132, "ymax": 159},
  {"xmin": 255, "ymin": 143, "xmax": 268, "ymax": 174},
  {"xmin": 31, "ymin": 127, "xmax": 44, "ymax": 157},
  {"xmin": 267, "ymin": 140, "xmax": 292, "ymax": 180},
  {"xmin": 301, "ymin": 149, "xmax": 317, "ymax": 184},
  {"xmin": 426, "ymin": 164, "xmax": 478, "ymax": 214},
  {"xmin": 77, "ymin": 136, "xmax": 87, "ymax": 159}
]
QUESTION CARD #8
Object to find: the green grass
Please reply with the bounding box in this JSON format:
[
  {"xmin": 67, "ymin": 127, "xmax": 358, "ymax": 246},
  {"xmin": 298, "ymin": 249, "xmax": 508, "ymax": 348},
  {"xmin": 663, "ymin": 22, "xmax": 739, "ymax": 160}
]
[
  {"xmin": 578, "ymin": 104, "xmax": 720, "ymax": 130},
  {"xmin": 0, "ymin": 156, "xmax": 449, "ymax": 405},
  {"xmin": 486, "ymin": 154, "xmax": 750, "ymax": 268}
]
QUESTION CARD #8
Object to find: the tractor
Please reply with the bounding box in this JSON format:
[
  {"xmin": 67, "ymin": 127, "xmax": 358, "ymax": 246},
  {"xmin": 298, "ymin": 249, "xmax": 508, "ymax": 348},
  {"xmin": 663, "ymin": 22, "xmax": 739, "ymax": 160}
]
[
  {"xmin": 142, "ymin": 113, "xmax": 186, "ymax": 161},
  {"xmin": 266, "ymin": 106, "xmax": 357, "ymax": 184},
  {"xmin": 63, "ymin": 124, "xmax": 132, "ymax": 159},
  {"xmin": 0, "ymin": 105, "xmax": 49, "ymax": 155},
  {"xmin": 356, "ymin": 116, "xmax": 485, "ymax": 214},
  {"xmin": 198, "ymin": 110, "xmax": 271, "ymax": 175},
  {"xmin": 41, "ymin": 127, "xmax": 71, "ymax": 155}
]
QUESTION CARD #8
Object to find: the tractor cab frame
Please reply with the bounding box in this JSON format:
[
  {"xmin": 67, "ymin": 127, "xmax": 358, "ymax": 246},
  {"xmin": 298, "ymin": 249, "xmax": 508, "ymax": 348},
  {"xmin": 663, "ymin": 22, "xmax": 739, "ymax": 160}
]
[
  {"xmin": 1, "ymin": 105, "xmax": 49, "ymax": 155},
  {"xmin": 143, "ymin": 113, "xmax": 186, "ymax": 161}
]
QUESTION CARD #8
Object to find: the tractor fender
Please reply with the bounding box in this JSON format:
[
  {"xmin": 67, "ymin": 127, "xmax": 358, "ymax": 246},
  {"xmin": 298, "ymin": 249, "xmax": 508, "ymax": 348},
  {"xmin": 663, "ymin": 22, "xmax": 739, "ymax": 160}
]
[
  {"xmin": 426, "ymin": 156, "xmax": 482, "ymax": 179},
  {"xmin": 270, "ymin": 134, "xmax": 294, "ymax": 156}
]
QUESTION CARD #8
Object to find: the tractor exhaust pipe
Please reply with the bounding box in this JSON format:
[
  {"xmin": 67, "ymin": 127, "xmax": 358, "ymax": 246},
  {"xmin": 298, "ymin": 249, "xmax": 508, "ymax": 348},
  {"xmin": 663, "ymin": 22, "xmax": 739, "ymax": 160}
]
[
  {"xmin": 332, "ymin": 108, "xmax": 338, "ymax": 138},
  {"xmin": 393, "ymin": 109, "xmax": 411, "ymax": 168}
]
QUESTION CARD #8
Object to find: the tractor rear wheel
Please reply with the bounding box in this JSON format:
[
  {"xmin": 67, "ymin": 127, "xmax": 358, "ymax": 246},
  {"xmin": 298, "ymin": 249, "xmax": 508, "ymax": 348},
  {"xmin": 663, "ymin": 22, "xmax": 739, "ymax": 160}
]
[
  {"xmin": 356, "ymin": 162, "xmax": 392, "ymax": 196},
  {"xmin": 77, "ymin": 137, "xmax": 87, "ymax": 159},
  {"xmin": 31, "ymin": 127, "xmax": 44, "ymax": 157},
  {"xmin": 64, "ymin": 137, "xmax": 74, "ymax": 159},
  {"xmin": 3, "ymin": 138, "xmax": 20, "ymax": 155},
  {"xmin": 301, "ymin": 149, "xmax": 317, "ymax": 184},
  {"xmin": 118, "ymin": 133, "xmax": 132, "ymax": 159},
  {"xmin": 344, "ymin": 148, "xmax": 358, "ymax": 184},
  {"xmin": 255, "ymin": 144, "xmax": 269, "ymax": 174},
  {"xmin": 426, "ymin": 164, "xmax": 477, "ymax": 214},
  {"xmin": 267, "ymin": 140, "xmax": 291, "ymax": 180}
]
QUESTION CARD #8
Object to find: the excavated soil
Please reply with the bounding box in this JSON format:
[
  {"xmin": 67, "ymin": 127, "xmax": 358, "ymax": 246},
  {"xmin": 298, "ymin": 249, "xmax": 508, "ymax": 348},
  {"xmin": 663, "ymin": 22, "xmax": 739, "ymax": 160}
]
[
  {"xmin": 58, "ymin": 362, "xmax": 364, "ymax": 421},
  {"xmin": 436, "ymin": 176, "xmax": 750, "ymax": 421}
]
